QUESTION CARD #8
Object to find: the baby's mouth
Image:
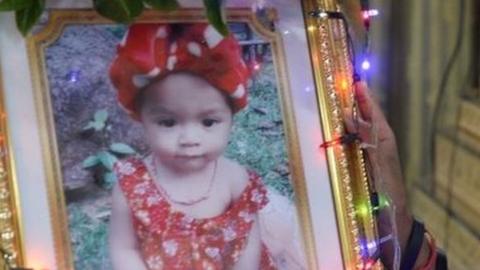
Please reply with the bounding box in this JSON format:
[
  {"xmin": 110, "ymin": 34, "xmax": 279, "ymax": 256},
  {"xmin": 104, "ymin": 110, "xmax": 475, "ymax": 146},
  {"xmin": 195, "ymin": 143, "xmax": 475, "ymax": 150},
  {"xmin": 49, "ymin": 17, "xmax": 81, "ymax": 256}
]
[{"xmin": 175, "ymin": 154, "xmax": 204, "ymax": 159}]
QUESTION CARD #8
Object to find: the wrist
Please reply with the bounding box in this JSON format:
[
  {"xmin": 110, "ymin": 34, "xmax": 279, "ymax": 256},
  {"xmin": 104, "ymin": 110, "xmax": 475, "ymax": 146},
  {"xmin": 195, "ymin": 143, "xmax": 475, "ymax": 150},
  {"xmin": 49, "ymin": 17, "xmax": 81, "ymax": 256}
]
[
  {"xmin": 397, "ymin": 211, "xmax": 414, "ymax": 251},
  {"xmin": 400, "ymin": 220, "xmax": 425, "ymax": 270}
]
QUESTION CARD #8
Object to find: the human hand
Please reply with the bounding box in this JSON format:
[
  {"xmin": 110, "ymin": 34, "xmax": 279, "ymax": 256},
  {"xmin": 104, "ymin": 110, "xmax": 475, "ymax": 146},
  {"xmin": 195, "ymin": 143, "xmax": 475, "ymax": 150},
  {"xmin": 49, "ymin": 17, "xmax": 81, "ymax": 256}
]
[{"xmin": 343, "ymin": 82, "xmax": 414, "ymax": 268}]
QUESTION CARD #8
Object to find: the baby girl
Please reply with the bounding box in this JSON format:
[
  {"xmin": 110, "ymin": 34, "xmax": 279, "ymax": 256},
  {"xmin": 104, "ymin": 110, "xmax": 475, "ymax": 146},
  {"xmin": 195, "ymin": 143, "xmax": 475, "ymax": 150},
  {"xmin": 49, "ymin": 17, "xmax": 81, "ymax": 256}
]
[{"xmin": 108, "ymin": 23, "xmax": 304, "ymax": 270}]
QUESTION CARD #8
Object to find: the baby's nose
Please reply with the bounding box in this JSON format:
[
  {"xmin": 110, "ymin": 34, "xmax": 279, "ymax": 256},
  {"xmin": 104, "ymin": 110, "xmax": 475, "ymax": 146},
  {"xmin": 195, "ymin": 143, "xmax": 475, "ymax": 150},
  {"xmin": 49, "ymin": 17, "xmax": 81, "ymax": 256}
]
[{"xmin": 178, "ymin": 125, "xmax": 201, "ymax": 147}]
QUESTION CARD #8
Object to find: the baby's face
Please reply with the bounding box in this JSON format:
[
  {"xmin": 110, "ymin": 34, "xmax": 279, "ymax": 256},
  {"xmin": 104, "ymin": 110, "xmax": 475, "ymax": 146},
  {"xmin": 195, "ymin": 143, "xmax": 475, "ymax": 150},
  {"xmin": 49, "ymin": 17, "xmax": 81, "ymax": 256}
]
[{"xmin": 140, "ymin": 73, "xmax": 233, "ymax": 173}]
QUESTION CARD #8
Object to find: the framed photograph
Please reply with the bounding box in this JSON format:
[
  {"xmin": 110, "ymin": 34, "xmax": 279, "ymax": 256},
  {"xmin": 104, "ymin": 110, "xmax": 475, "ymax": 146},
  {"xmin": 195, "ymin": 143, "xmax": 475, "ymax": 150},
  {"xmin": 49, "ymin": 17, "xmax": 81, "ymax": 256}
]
[{"xmin": 0, "ymin": 0, "xmax": 379, "ymax": 269}]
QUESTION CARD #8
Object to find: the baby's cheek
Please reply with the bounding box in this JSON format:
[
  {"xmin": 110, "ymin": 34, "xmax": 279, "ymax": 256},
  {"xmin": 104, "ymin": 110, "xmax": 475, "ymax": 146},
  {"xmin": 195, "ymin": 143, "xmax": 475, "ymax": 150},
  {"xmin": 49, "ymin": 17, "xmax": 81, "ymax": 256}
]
[
  {"xmin": 146, "ymin": 132, "xmax": 177, "ymax": 152},
  {"xmin": 207, "ymin": 134, "xmax": 230, "ymax": 153}
]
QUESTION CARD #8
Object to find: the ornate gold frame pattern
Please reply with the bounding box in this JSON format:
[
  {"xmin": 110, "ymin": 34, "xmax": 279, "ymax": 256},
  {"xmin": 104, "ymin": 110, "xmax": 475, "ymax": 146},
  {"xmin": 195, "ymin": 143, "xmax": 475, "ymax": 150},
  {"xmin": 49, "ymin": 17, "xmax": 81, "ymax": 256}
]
[
  {"xmin": 25, "ymin": 8, "xmax": 318, "ymax": 270},
  {"xmin": 303, "ymin": 0, "xmax": 381, "ymax": 269},
  {"xmin": 0, "ymin": 68, "xmax": 26, "ymax": 269}
]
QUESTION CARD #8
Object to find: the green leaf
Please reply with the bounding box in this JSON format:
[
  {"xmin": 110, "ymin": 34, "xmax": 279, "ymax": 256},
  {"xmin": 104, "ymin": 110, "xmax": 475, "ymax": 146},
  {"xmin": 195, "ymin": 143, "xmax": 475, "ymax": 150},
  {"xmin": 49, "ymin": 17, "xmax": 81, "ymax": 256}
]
[
  {"xmin": 144, "ymin": 0, "xmax": 178, "ymax": 11},
  {"xmin": 110, "ymin": 143, "xmax": 136, "ymax": 155},
  {"xmin": 83, "ymin": 122, "xmax": 95, "ymax": 131},
  {"xmin": 203, "ymin": 0, "xmax": 228, "ymax": 36},
  {"xmin": 94, "ymin": 109, "xmax": 108, "ymax": 124},
  {"xmin": 92, "ymin": 121, "xmax": 105, "ymax": 131},
  {"xmin": 0, "ymin": 0, "xmax": 31, "ymax": 11},
  {"xmin": 93, "ymin": 0, "xmax": 144, "ymax": 23},
  {"xmin": 82, "ymin": 155, "xmax": 100, "ymax": 168},
  {"xmin": 98, "ymin": 151, "xmax": 118, "ymax": 170},
  {"xmin": 82, "ymin": 121, "xmax": 105, "ymax": 131},
  {"xmin": 14, "ymin": 0, "xmax": 44, "ymax": 36},
  {"xmin": 103, "ymin": 172, "xmax": 117, "ymax": 185}
]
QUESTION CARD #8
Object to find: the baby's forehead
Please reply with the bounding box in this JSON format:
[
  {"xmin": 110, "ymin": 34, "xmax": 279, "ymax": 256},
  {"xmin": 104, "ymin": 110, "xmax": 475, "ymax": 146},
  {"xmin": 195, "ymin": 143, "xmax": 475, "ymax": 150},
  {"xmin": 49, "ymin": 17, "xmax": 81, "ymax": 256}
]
[
  {"xmin": 145, "ymin": 72, "xmax": 218, "ymax": 95},
  {"xmin": 146, "ymin": 104, "xmax": 230, "ymax": 115},
  {"xmin": 159, "ymin": 72, "xmax": 210, "ymax": 85},
  {"xmin": 142, "ymin": 73, "xmax": 232, "ymax": 106},
  {"xmin": 137, "ymin": 78, "xmax": 239, "ymax": 120}
]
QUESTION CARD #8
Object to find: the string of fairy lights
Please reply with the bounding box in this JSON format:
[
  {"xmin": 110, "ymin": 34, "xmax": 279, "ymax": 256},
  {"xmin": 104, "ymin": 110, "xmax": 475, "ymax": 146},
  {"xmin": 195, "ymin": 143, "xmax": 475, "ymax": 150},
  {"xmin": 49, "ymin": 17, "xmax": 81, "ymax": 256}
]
[{"xmin": 310, "ymin": 2, "xmax": 398, "ymax": 270}]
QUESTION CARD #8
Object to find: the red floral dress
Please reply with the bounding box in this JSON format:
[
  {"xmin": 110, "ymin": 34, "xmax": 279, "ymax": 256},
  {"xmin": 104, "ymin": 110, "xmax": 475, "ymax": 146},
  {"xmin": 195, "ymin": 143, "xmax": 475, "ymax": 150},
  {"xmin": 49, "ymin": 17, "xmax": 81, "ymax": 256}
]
[{"xmin": 114, "ymin": 158, "xmax": 277, "ymax": 270}]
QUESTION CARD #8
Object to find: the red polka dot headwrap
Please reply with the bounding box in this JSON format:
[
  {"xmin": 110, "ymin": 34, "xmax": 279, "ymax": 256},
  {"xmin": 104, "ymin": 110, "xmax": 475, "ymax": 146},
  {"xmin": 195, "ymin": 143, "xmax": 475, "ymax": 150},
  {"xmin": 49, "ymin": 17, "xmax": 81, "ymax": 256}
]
[{"xmin": 109, "ymin": 23, "xmax": 250, "ymax": 120}]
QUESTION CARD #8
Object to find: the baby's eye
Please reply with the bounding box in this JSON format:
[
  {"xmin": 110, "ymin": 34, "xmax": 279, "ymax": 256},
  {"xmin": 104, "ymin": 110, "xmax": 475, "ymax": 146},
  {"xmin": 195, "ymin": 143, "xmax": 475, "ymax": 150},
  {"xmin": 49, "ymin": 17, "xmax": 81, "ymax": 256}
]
[
  {"xmin": 202, "ymin": 118, "xmax": 218, "ymax": 127},
  {"xmin": 157, "ymin": 119, "xmax": 176, "ymax": 127}
]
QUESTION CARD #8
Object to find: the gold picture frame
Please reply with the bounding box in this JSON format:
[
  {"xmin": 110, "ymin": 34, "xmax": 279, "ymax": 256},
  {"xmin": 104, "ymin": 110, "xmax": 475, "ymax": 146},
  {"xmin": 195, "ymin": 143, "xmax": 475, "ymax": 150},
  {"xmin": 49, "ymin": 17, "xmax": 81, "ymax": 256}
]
[
  {"xmin": 0, "ymin": 67, "xmax": 26, "ymax": 269},
  {"xmin": 0, "ymin": 1, "xmax": 380, "ymax": 269},
  {"xmin": 304, "ymin": 0, "xmax": 380, "ymax": 269},
  {"xmin": 28, "ymin": 8, "xmax": 317, "ymax": 270}
]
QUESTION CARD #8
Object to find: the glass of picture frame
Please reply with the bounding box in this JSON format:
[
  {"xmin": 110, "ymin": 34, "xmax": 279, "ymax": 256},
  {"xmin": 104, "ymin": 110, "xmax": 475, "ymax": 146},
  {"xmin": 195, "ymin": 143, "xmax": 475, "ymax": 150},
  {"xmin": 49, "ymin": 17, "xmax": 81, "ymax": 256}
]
[{"xmin": 0, "ymin": 0, "xmax": 380, "ymax": 269}]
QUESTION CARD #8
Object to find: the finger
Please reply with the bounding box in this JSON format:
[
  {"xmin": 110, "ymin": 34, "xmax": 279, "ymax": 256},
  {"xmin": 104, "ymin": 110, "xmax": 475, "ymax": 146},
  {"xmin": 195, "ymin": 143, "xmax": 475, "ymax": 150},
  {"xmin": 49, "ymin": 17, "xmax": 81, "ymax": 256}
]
[
  {"xmin": 343, "ymin": 107, "xmax": 374, "ymax": 143},
  {"xmin": 356, "ymin": 118, "xmax": 374, "ymax": 143},
  {"xmin": 355, "ymin": 81, "xmax": 393, "ymax": 140},
  {"xmin": 354, "ymin": 81, "xmax": 374, "ymax": 121},
  {"xmin": 343, "ymin": 108, "xmax": 356, "ymax": 133},
  {"xmin": 355, "ymin": 81, "xmax": 390, "ymax": 127}
]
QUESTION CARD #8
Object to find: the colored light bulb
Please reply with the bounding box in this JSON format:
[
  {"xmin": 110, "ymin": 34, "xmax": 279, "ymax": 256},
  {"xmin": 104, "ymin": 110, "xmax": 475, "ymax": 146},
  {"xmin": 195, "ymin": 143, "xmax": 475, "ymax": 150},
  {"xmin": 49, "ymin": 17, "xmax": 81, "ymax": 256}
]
[
  {"xmin": 362, "ymin": 9, "xmax": 379, "ymax": 20},
  {"xmin": 368, "ymin": 9, "xmax": 379, "ymax": 17},
  {"xmin": 356, "ymin": 203, "xmax": 369, "ymax": 217},
  {"xmin": 361, "ymin": 59, "xmax": 371, "ymax": 70},
  {"xmin": 362, "ymin": 11, "xmax": 370, "ymax": 20}
]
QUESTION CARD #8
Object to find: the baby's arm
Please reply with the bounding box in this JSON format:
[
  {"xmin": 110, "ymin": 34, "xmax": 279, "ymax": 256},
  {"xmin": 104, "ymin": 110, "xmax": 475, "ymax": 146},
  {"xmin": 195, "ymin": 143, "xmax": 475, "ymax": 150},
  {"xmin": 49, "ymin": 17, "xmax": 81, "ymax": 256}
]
[
  {"xmin": 259, "ymin": 190, "xmax": 306, "ymax": 269},
  {"xmin": 232, "ymin": 216, "xmax": 262, "ymax": 270},
  {"xmin": 109, "ymin": 183, "xmax": 148, "ymax": 270},
  {"xmin": 223, "ymin": 160, "xmax": 262, "ymax": 269}
]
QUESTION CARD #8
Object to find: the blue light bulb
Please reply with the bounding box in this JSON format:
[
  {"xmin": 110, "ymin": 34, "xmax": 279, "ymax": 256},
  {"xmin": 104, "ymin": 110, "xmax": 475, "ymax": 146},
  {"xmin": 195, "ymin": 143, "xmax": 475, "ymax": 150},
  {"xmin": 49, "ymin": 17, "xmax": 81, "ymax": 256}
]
[{"xmin": 361, "ymin": 59, "xmax": 371, "ymax": 70}]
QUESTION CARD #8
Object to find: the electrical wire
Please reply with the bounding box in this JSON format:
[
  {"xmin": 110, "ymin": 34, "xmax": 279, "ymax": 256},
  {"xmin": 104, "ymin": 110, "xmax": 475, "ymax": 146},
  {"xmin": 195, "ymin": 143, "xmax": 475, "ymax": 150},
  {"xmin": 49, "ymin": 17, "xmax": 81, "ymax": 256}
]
[
  {"xmin": 420, "ymin": 0, "xmax": 472, "ymax": 255},
  {"xmin": 309, "ymin": 5, "xmax": 407, "ymax": 268},
  {"xmin": 356, "ymin": 2, "xmax": 402, "ymax": 267},
  {"xmin": 430, "ymin": 0, "xmax": 466, "ymax": 195},
  {"xmin": 442, "ymin": 0, "xmax": 476, "ymax": 252},
  {"xmin": 310, "ymin": 6, "xmax": 402, "ymax": 268}
]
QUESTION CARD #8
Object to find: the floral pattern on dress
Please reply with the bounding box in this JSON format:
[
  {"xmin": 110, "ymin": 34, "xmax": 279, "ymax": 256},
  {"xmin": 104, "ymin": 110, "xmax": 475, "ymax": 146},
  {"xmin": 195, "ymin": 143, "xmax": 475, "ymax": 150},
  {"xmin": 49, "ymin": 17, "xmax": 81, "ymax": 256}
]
[
  {"xmin": 146, "ymin": 194, "xmax": 162, "ymax": 207},
  {"xmin": 135, "ymin": 210, "xmax": 151, "ymax": 225},
  {"xmin": 114, "ymin": 160, "xmax": 136, "ymax": 176},
  {"xmin": 223, "ymin": 226, "xmax": 237, "ymax": 241},
  {"xmin": 204, "ymin": 247, "xmax": 220, "ymax": 260},
  {"xmin": 146, "ymin": 255, "xmax": 164, "ymax": 270},
  {"xmin": 134, "ymin": 181, "xmax": 150, "ymax": 195},
  {"xmin": 117, "ymin": 157, "xmax": 277, "ymax": 270},
  {"xmin": 162, "ymin": 240, "xmax": 178, "ymax": 257}
]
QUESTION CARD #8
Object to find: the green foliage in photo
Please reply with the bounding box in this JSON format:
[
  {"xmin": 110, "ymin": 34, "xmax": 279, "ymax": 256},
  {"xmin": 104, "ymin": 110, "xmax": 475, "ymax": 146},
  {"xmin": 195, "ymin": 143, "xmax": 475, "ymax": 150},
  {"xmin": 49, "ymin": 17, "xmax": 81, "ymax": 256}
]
[{"xmin": 81, "ymin": 109, "xmax": 137, "ymax": 188}]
